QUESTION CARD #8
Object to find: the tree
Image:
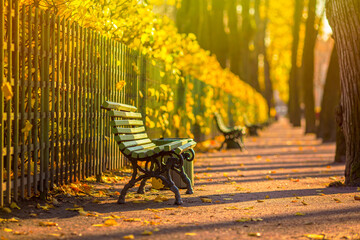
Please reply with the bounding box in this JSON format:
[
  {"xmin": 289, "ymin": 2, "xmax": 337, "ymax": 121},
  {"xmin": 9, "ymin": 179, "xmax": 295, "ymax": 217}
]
[
  {"xmin": 301, "ymin": 0, "xmax": 317, "ymax": 133},
  {"xmin": 317, "ymin": 46, "xmax": 339, "ymax": 142},
  {"xmin": 327, "ymin": 0, "xmax": 360, "ymax": 185},
  {"xmin": 288, "ymin": 0, "xmax": 303, "ymax": 127},
  {"xmin": 227, "ymin": 0, "xmax": 241, "ymax": 76},
  {"xmin": 211, "ymin": 0, "xmax": 228, "ymax": 68}
]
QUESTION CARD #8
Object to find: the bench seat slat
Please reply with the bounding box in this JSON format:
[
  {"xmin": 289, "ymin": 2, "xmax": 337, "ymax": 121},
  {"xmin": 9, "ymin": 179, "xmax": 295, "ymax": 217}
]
[
  {"xmin": 108, "ymin": 111, "xmax": 142, "ymax": 119},
  {"xmin": 102, "ymin": 101, "xmax": 137, "ymax": 112},
  {"xmin": 154, "ymin": 139, "xmax": 192, "ymax": 154},
  {"xmin": 111, "ymin": 120, "xmax": 144, "ymax": 127},
  {"xmin": 123, "ymin": 143, "xmax": 156, "ymax": 156},
  {"xmin": 119, "ymin": 139, "xmax": 152, "ymax": 150},
  {"xmin": 174, "ymin": 141, "xmax": 197, "ymax": 155},
  {"xmin": 131, "ymin": 147, "xmax": 157, "ymax": 159},
  {"xmin": 112, "ymin": 126, "xmax": 146, "ymax": 134},
  {"xmin": 115, "ymin": 133, "xmax": 148, "ymax": 142}
]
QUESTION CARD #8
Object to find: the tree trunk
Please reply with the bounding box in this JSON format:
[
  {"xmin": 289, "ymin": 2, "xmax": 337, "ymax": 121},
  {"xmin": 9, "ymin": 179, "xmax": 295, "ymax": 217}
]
[
  {"xmin": 301, "ymin": 0, "xmax": 317, "ymax": 133},
  {"xmin": 211, "ymin": 0, "xmax": 228, "ymax": 68},
  {"xmin": 288, "ymin": 0, "xmax": 303, "ymax": 127},
  {"xmin": 240, "ymin": 0, "xmax": 251, "ymax": 83},
  {"xmin": 317, "ymin": 45, "xmax": 339, "ymax": 142},
  {"xmin": 228, "ymin": 0, "xmax": 241, "ymax": 76},
  {"xmin": 327, "ymin": 0, "xmax": 360, "ymax": 186}
]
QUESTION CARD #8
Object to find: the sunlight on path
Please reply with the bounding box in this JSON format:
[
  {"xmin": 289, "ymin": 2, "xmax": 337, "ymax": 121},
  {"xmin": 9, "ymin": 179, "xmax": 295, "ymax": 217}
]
[{"xmin": 1, "ymin": 119, "xmax": 360, "ymax": 240}]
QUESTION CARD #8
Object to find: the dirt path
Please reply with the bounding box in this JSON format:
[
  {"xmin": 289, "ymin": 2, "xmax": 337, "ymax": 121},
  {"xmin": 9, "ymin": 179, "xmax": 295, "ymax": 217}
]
[{"xmin": 1, "ymin": 118, "xmax": 359, "ymax": 240}]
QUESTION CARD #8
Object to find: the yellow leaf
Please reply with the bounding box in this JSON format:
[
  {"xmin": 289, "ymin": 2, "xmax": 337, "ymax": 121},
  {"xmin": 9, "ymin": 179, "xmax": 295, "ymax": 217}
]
[
  {"xmin": 224, "ymin": 206, "xmax": 238, "ymax": 210},
  {"xmin": 21, "ymin": 120, "xmax": 33, "ymax": 133},
  {"xmin": 104, "ymin": 219, "xmax": 118, "ymax": 226},
  {"xmin": 354, "ymin": 195, "xmax": 360, "ymax": 200},
  {"xmin": 116, "ymin": 81, "xmax": 126, "ymax": 91},
  {"xmin": 185, "ymin": 232, "xmax": 197, "ymax": 236},
  {"xmin": 123, "ymin": 218, "xmax": 142, "ymax": 222},
  {"xmin": 200, "ymin": 197, "xmax": 212, "ymax": 203},
  {"xmin": 2, "ymin": 207, "xmax": 11, "ymax": 213},
  {"xmin": 39, "ymin": 221, "xmax": 58, "ymax": 226},
  {"xmin": 2, "ymin": 82, "xmax": 13, "ymax": 101},
  {"xmin": 10, "ymin": 202, "xmax": 20, "ymax": 210},
  {"xmin": 257, "ymin": 200, "xmax": 264, "ymax": 203},
  {"xmin": 295, "ymin": 212, "xmax": 305, "ymax": 216},
  {"xmin": 123, "ymin": 235, "xmax": 135, "ymax": 239},
  {"xmin": 265, "ymin": 195, "xmax": 270, "ymax": 199},
  {"xmin": 3, "ymin": 228, "xmax": 13, "ymax": 232},
  {"xmin": 92, "ymin": 224, "xmax": 106, "ymax": 227},
  {"xmin": 160, "ymin": 71, "xmax": 165, "ymax": 77},
  {"xmin": 304, "ymin": 234, "xmax": 326, "ymax": 239},
  {"xmin": 141, "ymin": 230, "xmax": 153, "ymax": 235},
  {"xmin": 139, "ymin": 90, "xmax": 144, "ymax": 98},
  {"xmin": 248, "ymin": 232, "xmax": 261, "ymax": 237}
]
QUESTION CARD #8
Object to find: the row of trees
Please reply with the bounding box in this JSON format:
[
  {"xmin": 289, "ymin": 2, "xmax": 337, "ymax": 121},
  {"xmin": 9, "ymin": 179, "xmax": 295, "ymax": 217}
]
[
  {"xmin": 175, "ymin": 0, "xmax": 274, "ymax": 116},
  {"xmin": 171, "ymin": 0, "xmax": 360, "ymax": 186}
]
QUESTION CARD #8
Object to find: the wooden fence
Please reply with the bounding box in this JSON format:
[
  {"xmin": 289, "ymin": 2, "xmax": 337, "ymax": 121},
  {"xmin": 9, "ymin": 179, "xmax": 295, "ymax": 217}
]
[{"xmin": 0, "ymin": 1, "xmax": 254, "ymax": 206}]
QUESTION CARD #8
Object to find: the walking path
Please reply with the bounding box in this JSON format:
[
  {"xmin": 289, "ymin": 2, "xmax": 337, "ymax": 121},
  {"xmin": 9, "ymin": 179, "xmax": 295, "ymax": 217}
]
[{"xmin": 1, "ymin": 118, "xmax": 360, "ymax": 240}]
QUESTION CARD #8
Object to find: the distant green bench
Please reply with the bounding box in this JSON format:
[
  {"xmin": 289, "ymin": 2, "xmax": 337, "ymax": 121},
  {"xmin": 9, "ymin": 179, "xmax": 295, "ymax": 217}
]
[
  {"xmin": 214, "ymin": 112, "xmax": 245, "ymax": 150},
  {"xmin": 102, "ymin": 101, "xmax": 196, "ymax": 205},
  {"xmin": 245, "ymin": 123, "xmax": 263, "ymax": 136}
]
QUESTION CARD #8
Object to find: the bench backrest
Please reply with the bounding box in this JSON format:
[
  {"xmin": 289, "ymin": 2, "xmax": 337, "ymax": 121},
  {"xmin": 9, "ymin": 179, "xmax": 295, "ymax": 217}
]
[
  {"xmin": 214, "ymin": 112, "xmax": 230, "ymax": 133},
  {"xmin": 102, "ymin": 101, "xmax": 156, "ymax": 156}
]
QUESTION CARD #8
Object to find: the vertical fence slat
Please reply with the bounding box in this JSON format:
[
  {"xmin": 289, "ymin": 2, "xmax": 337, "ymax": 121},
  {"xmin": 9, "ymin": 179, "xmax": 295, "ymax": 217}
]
[
  {"xmin": 13, "ymin": 0, "xmax": 20, "ymax": 202},
  {"xmin": 0, "ymin": 0, "xmax": 4, "ymax": 207},
  {"xmin": 83, "ymin": 28, "xmax": 88, "ymax": 178},
  {"xmin": 79, "ymin": 25, "xmax": 84, "ymax": 180},
  {"xmin": 60, "ymin": 17, "xmax": 66, "ymax": 185},
  {"xmin": 26, "ymin": 5, "xmax": 32, "ymax": 198},
  {"xmin": 55, "ymin": 16, "xmax": 61, "ymax": 185},
  {"xmin": 6, "ymin": 0, "xmax": 13, "ymax": 204},
  {"xmin": 64, "ymin": 20, "xmax": 70, "ymax": 184},
  {"xmin": 32, "ymin": 6, "xmax": 39, "ymax": 195},
  {"xmin": 50, "ymin": 12, "xmax": 56, "ymax": 188},
  {"xmin": 69, "ymin": 21, "xmax": 75, "ymax": 183},
  {"xmin": 39, "ymin": 10, "xmax": 44, "ymax": 193},
  {"xmin": 74, "ymin": 23, "xmax": 79, "ymax": 181},
  {"xmin": 20, "ymin": 4, "xmax": 26, "ymax": 199}
]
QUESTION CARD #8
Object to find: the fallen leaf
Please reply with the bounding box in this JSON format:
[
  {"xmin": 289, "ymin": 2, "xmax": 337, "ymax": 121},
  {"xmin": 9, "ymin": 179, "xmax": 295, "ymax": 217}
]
[
  {"xmin": 10, "ymin": 202, "xmax": 20, "ymax": 210},
  {"xmin": 185, "ymin": 232, "xmax": 197, "ymax": 236},
  {"xmin": 248, "ymin": 232, "xmax": 261, "ymax": 237},
  {"xmin": 141, "ymin": 230, "xmax": 153, "ymax": 235},
  {"xmin": 257, "ymin": 200, "xmax": 264, "ymax": 203},
  {"xmin": 265, "ymin": 195, "xmax": 270, "ymax": 199},
  {"xmin": 3, "ymin": 228, "xmax": 13, "ymax": 232},
  {"xmin": 295, "ymin": 212, "xmax": 305, "ymax": 216},
  {"xmin": 304, "ymin": 234, "xmax": 326, "ymax": 239},
  {"xmin": 224, "ymin": 206, "xmax": 238, "ymax": 210},
  {"xmin": 333, "ymin": 198, "xmax": 341, "ymax": 203},
  {"xmin": 2, "ymin": 207, "xmax": 11, "ymax": 213},
  {"xmin": 21, "ymin": 120, "xmax": 33, "ymax": 133},
  {"xmin": 103, "ymin": 219, "xmax": 118, "ymax": 226},
  {"xmin": 354, "ymin": 195, "xmax": 360, "ymax": 200},
  {"xmin": 2, "ymin": 82, "xmax": 13, "ymax": 101},
  {"xmin": 200, "ymin": 198, "xmax": 212, "ymax": 203},
  {"xmin": 302, "ymin": 201, "xmax": 308, "ymax": 205},
  {"xmin": 123, "ymin": 218, "xmax": 142, "ymax": 222},
  {"xmin": 123, "ymin": 234, "xmax": 134, "ymax": 239},
  {"xmin": 39, "ymin": 221, "xmax": 58, "ymax": 226}
]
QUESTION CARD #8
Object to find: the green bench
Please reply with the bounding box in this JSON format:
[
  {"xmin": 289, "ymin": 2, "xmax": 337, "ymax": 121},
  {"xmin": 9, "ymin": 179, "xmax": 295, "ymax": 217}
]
[
  {"xmin": 245, "ymin": 123, "xmax": 263, "ymax": 136},
  {"xmin": 102, "ymin": 101, "xmax": 196, "ymax": 205},
  {"xmin": 214, "ymin": 112, "xmax": 245, "ymax": 150}
]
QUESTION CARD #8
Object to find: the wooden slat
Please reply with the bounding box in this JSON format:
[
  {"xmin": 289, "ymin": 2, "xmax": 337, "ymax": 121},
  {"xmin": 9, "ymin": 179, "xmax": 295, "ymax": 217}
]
[
  {"xmin": 110, "ymin": 120, "xmax": 144, "ymax": 127},
  {"xmin": 123, "ymin": 143, "xmax": 156, "ymax": 156},
  {"xmin": 118, "ymin": 139, "xmax": 152, "ymax": 150},
  {"xmin": 174, "ymin": 141, "xmax": 197, "ymax": 155},
  {"xmin": 131, "ymin": 147, "xmax": 156, "ymax": 159},
  {"xmin": 108, "ymin": 110, "xmax": 142, "ymax": 119},
  {"xmin": 0, "ymin": 0, "xmax": 4, "ymax": 206},
  {"xmin": 112, "ymin": 126, "xmax": 145, "ymax": 134},
  {"xmin": 154, "ymin": 139, "xmax": 190, "ymax": 153},
  {"xmin": 102, "ymin": 101, "xmax": 137, "ymax": 112},
  {"xmin": 114, "ymin": 133, "xmax": 148, "ymax": 142}
]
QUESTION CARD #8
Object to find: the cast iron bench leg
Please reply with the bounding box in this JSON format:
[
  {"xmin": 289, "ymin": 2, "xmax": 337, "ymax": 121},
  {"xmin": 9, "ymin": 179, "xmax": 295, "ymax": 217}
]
[{"xmin": 137, "ymin": 176, "xmax": 151, "ymax": 194}]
